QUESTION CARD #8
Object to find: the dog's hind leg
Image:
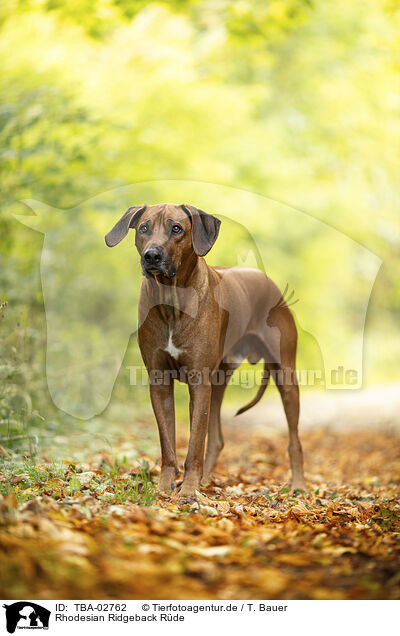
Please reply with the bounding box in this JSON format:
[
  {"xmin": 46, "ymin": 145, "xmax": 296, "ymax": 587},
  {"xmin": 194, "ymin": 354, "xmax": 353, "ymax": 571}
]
[
  {"xmin": 276, "ymin": 369, "xmax": 305, "ymax": 490},
  {"xmin": 263, "ymin": 297, "xmax": 306, "ymax": 490}
]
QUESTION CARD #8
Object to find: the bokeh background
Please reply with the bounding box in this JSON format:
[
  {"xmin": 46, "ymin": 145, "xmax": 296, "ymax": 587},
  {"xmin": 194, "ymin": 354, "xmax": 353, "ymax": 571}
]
[{"xmin": 1, "ymin": 0, "xmax": 399, "ymax": 457}]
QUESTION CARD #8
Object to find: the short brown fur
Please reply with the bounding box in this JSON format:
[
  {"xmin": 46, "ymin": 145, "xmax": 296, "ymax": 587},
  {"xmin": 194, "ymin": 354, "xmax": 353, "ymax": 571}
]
[{"xmin": 106, "ymin": 203, "xmax": 305, "ymax": 499}]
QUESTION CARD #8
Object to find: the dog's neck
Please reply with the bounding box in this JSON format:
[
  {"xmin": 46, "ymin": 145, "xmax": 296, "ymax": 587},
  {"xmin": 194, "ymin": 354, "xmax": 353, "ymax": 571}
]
[{"xmin": 142, "ymin": 254, "xmax": 209, "ymax": 323}]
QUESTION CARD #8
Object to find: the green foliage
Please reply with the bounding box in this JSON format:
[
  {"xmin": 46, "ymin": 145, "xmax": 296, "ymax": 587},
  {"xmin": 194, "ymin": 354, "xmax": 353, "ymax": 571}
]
[
  {"xmin": 109, "ymin": 471, "xmax": 157, "ymax": 506},
  {"xmin": 0, "ymin": 456, "xmax": 65, "ymax": 497},
  {"xmin": 0, "ymin": 301, "xmax": 45, "ymax": 446},
  {"xmin": 0, "ymin": 0, "xmax": 399, "ymax": 454},
  {"xmin": 67, "ymin": 476, "xmax": 82, "ymax": 494},
  {"xmin": 372, "ymin": 507, "xmax": 400, "ymax": 533},
  {"xmin": 0, "ymin": 453, "xmax": 157, "ymax": 505}
]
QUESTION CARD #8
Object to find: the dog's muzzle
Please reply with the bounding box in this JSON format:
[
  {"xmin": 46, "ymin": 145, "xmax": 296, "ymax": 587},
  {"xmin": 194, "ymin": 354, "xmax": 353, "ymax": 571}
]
[{"xmin": 142, "ymin": 246, "xmax": 176, "ymax": 279}]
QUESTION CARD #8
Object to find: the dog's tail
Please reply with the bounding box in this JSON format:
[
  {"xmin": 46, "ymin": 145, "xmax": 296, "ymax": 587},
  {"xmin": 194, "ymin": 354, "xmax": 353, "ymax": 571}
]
[{"xmin": 235, "ymin": 362, "xmax": 270, "ymax": 416}]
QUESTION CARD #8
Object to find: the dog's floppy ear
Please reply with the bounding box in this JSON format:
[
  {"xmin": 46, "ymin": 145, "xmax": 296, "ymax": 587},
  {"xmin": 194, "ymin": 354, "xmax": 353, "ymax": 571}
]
[
  {"xmin": 181, "ymin": 204, "xmax": 221, "ymax": 256},
  {"xmin": 105, "ymin": 205, "xmax": 147, "ymax": 247}
]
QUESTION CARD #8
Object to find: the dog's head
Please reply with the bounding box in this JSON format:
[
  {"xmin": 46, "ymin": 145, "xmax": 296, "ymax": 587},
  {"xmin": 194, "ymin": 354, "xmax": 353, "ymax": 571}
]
[{"xmin": 105, "ymin": 203, "xmax": 221, "ymax": 279}]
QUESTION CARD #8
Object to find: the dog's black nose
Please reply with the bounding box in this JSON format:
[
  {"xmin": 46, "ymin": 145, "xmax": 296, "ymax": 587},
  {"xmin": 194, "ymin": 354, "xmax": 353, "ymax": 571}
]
[{"xmin": 144, "ymin": 246, "xmax": 163, "ymax": 266}]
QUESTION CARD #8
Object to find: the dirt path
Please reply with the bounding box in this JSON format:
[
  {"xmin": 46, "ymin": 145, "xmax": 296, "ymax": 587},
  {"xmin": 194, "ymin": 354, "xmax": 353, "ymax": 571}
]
[{"xmin": 230, "ymin": 383, "xmax": 400, "ymax": 433}]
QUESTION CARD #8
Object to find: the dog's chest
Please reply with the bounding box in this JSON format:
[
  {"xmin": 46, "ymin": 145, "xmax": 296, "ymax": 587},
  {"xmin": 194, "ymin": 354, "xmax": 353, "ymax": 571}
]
[{"xmin": 164, "ymin": 331, "xmax": 183, "ymax": 360}]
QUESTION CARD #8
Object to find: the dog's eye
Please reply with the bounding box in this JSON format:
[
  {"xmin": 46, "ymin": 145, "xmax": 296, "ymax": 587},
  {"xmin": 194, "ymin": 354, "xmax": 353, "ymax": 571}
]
[
  {"xmin": 171, "ymin": 224, "xmax": 182, "ymax": 234},
  {"xmin": 139, "ymin": 224, "xmax": 148, "ymax": 234}
]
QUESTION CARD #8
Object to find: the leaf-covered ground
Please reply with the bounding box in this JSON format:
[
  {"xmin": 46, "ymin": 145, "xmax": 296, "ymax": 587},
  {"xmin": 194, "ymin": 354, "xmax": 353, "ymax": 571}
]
[{"xmin": 0, "ymin": 424, "xmax": 399, "ymax": 600}]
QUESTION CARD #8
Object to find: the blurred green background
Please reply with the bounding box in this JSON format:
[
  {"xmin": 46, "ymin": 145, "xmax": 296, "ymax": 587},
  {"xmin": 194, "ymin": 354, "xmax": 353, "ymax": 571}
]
[{"xmin": 0, "ymin": 0, "xmax": 399, "ymax": 456}]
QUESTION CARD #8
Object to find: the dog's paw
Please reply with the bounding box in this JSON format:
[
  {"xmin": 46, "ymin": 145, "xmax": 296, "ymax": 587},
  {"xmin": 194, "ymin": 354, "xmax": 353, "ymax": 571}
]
[
  {"xmin": 290, "ymin": 480, "xmax": 306, "ymax": 492},
  {"xmin": 158, "ymin": 474, "xmax": 176, "ymax": 495},
  {"xmin": 177, "ymin": 493, "xmax": 198, "ymax": 507},
  {"xmin": 178, "ymin": 482, "xmax": 199, "ymax": 498},
  {"xmin": 169, "ymin": 485, "xmax": 198, "ymax": 507}
]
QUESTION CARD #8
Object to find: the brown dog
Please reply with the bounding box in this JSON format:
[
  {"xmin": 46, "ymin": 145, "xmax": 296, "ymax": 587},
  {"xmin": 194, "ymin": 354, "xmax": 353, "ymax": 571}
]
[{"xmin": 105, "ymin": 203, "xmax": 305, "ymax": 498}]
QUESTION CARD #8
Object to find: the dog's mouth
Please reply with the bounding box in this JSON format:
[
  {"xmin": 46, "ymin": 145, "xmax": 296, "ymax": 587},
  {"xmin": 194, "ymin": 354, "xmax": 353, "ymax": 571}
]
[{"xmin": 142, "ymin": 263, "xmax": 177, "ymax": 279}]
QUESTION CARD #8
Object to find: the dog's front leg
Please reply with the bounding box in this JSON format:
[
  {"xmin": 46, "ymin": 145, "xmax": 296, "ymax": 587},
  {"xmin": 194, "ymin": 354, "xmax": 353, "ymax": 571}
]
[
  {"xmin": 180, "ymin": 381, "xmax": 212, "ymax": 498},
  {"xmin": 149, "ymin": 381, "xmax": 178, "ymax": 494}
]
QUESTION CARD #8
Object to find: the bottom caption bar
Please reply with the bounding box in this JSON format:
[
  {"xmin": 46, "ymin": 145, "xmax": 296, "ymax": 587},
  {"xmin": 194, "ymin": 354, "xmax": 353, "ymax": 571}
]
[{"xmin": 1, "ymin": 600, "xmax": 395, "ymax": 634}]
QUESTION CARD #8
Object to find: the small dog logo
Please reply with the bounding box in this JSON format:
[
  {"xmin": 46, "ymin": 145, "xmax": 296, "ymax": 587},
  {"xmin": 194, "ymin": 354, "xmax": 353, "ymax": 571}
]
[{"xmin": 2, "ymin": 602, "xmax": 50, "ymax": 634}]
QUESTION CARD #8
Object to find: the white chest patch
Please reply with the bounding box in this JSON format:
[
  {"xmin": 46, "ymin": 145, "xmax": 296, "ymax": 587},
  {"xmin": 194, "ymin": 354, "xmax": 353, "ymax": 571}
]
[{"xmin": 164, "ymin": 332, "xmax": 183, "ymax": 360}]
